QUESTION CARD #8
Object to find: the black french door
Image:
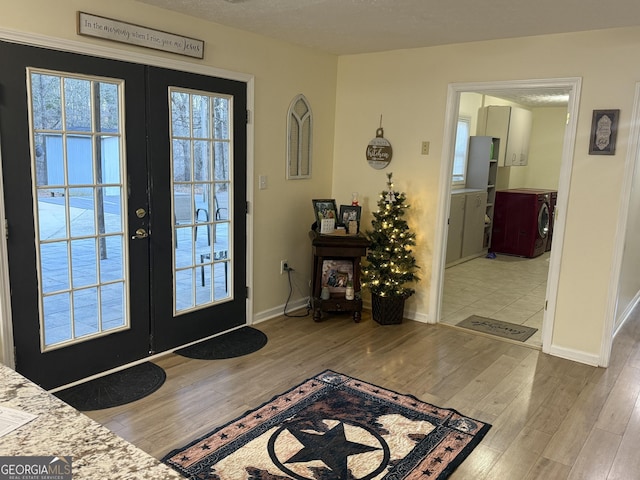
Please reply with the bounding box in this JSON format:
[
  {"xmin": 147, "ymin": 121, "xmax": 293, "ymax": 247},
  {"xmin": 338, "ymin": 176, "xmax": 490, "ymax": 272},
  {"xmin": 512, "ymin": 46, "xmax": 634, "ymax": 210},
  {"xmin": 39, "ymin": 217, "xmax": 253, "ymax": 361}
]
[
  {"xmin": 0, "ymin": 40, "xmax": 246, "ymax": 389},
  {"xmin": 146, "ymin": 66, "xmax": 247, "ymax": 351}
]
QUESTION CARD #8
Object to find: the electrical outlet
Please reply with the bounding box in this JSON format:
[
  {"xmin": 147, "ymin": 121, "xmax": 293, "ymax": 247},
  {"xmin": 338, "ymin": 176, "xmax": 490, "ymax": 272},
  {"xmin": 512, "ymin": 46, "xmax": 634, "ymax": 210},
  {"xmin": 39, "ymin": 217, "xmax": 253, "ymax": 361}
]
[
  {"xmin": 421, "ymin": 141, "xmax": 430, "ymax": 155},
  {"xmin": 280, "ymin": 260, "xmax": 289, "ymax": 274}
]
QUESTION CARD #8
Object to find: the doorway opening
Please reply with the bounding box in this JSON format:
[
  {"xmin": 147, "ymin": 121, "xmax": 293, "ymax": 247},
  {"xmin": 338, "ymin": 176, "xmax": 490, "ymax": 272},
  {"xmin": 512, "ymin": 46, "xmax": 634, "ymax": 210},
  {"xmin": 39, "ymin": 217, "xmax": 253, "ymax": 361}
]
[{"xmin": 431, "ymin": 78, "xmax": 582, "ymax": 352}]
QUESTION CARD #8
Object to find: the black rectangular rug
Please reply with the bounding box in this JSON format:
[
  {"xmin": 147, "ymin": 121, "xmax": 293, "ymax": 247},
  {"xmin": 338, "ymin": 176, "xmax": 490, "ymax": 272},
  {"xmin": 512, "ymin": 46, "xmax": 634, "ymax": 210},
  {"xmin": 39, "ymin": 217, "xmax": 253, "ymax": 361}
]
[
  {"xmin": 163, "ymin": 370, "xmax": 491, "ymax": 479},
  {"xmin": 456, "ymin": 315, "xmax": 537, "ymax": 342}
]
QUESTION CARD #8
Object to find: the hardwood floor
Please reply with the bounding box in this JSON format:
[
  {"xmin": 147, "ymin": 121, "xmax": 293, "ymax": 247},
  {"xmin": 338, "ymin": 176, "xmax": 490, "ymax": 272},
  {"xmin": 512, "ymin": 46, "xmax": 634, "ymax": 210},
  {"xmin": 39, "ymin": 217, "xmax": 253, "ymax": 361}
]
[{"xmin": 86, "ymin": 308, "xmax": 640, "ymax": 479}]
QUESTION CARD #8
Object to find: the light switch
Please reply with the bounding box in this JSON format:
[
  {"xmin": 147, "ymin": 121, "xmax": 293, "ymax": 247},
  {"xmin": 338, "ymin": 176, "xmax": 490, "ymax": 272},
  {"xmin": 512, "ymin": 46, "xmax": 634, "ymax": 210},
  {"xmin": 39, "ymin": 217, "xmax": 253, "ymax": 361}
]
[{"xmin": 259, "ymin": 175, "xmax": 268, "ymax": 190}]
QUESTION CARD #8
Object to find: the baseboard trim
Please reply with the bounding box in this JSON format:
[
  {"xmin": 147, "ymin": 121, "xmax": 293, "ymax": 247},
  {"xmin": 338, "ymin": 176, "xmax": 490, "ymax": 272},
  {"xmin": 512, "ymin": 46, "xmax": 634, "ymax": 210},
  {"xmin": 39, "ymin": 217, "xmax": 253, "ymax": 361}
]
[
  {"xmin": 255, "ymin": 297, "xmax": 431, "ymax": 325},
  {"xmin": 544, "ymin": 344, "xmax": 600, "ymax": 367},
  {"xmin": 253, "ymin": 297, "xmax": 310, "ymax": 324}
]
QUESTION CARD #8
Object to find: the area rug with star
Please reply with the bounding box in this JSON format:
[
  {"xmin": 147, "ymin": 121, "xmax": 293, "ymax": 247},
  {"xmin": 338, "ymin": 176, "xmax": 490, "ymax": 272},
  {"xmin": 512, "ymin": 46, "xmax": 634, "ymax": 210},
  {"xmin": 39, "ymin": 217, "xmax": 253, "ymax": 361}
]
[{"xmin": 162, "ymin": 370, "xmax": 491, "ymax": 479}]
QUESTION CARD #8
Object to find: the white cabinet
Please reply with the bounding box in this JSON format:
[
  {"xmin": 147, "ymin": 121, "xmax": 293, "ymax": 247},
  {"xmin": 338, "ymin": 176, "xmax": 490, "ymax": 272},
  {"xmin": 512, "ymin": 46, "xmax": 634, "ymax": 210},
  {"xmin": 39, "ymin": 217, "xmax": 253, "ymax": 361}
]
[
  {"xmin": 477, "ymin": 105, "xmax": 532, "ymax": 166},
  {"xmin": 446, "ymin": 190, "xmax": 487, "ymax": 266},
  {"xmin": 466, "ymin": 136, "xmax": 499, "ymax": 249}
]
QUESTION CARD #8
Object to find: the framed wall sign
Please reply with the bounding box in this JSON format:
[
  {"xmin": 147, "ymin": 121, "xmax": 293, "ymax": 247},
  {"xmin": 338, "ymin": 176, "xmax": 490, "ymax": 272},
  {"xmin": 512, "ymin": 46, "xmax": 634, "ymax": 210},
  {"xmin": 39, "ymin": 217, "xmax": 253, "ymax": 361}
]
[
  {"xmin": 77, "ymin": 12, "xmax": 204, "ymax": 59},
  {"xmin": 589, "ymin": 109, "xmax": 619, "ymax": 155}
]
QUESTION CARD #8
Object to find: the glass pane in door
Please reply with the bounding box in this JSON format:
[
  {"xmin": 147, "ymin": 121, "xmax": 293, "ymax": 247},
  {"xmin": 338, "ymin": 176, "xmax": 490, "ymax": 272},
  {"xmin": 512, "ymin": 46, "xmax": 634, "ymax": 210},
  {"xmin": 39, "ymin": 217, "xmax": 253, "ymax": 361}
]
[
  {"xmin": 28, "ymin": 69, "xmax": 129, "ymax": 351},
  {"xmin": 170, "ymin": 88, "xmax": 232, "ymax": 314}
]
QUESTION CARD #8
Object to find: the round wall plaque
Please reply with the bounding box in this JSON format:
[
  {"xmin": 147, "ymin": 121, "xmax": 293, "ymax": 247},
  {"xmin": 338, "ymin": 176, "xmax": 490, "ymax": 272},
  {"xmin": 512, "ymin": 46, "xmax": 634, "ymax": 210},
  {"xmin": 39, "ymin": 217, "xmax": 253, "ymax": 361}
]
[{"xmin": 366, "ymin": 127, "xmax": 393, "ymax": 169}]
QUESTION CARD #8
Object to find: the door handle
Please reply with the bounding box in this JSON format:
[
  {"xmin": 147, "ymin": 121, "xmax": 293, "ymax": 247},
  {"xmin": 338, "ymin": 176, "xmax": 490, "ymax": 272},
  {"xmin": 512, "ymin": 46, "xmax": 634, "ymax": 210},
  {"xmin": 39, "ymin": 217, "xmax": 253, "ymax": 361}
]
[{"xmin": 131, "ymin": 228, "xmax": 149, "ymax": 240}]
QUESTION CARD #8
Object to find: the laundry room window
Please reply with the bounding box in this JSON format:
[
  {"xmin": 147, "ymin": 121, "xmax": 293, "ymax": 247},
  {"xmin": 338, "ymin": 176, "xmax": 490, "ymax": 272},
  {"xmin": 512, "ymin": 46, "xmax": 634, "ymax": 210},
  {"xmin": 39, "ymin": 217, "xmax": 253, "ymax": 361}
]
[{"xmin": 452, "ymin": 116, "xmax": 471, "ymax": 186}]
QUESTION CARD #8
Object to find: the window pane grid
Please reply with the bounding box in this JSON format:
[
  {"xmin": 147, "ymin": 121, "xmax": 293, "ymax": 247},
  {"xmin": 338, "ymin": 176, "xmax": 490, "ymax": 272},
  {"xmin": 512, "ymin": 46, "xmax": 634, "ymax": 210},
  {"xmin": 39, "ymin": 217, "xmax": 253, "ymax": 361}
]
[
  {"xmin": 453, "ymin": 117, "xmax": 471, "ymax": 185},
  {"xmin": 28, "ymin": 68, "xmax": 129, "ymax": 351},
  {"xmin": 170, "ymin": 87, "xmax": 232, "ymax": 314}
]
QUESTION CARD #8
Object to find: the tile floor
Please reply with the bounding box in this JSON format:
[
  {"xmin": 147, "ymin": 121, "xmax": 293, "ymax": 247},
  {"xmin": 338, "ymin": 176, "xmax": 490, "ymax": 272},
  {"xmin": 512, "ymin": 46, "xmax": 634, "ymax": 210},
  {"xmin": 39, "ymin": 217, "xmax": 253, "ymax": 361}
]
[{"xmin": 440, "ymin": 251, "xmax": 551, "ymax": 347}]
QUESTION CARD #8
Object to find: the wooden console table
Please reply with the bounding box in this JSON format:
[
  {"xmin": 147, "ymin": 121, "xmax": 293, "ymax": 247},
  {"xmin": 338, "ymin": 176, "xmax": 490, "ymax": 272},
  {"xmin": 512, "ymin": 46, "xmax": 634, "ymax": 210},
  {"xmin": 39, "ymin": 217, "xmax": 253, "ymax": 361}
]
[{"xmin": 309, "ymin": 230, "xmax": 370, "ymax": 322}]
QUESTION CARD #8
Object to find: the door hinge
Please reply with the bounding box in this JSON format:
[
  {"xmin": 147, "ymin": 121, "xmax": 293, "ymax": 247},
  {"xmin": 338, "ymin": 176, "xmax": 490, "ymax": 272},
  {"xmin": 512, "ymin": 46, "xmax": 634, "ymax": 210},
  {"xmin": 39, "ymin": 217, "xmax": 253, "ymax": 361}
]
[
  {"xmin": 545, "ymin": 300, "xmax": 548, "ymax": 310},
  {"xmin": 246, "ymin": 286, "xmax": 249, "ymax": 299},
  {"xmin": 246, "ymin": 109, "xmax": 251, "ymax": 124},
  {"xmin": 246, "ymin": 201, "xmax": 250, "ymax": 214},
  {"xmin": 4, "ymin": 219, "xmax": 7, "ymax": 239}
]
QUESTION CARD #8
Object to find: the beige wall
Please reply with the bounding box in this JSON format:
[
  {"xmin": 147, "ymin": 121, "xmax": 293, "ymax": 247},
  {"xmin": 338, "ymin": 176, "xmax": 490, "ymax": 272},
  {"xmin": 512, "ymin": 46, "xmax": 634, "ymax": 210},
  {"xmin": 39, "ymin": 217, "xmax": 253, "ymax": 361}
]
[
  {"xmin": 458, "ymin": 94, "xmax": 566, "ymax": 191},
  {"xmin": 617, "ymin": 97, "xmax": 640, "ymax": 327},
  {"xmin": 333, "ymin": 27, "xmax": 640, "ymax": 361},
  {"xmin": 3, "ymin": 1, "xmax": 640, "ymax": 365},
  {"xmin": 508, "ymin": 107, "xmax": 566, "ymax": 190},
  {"xmin": 459, "ymin": 92, "xmax": 483, "ymax": 138},
  {"xmin": 0, "ymin": 0, "xmax": 338, "ymax": 323}
]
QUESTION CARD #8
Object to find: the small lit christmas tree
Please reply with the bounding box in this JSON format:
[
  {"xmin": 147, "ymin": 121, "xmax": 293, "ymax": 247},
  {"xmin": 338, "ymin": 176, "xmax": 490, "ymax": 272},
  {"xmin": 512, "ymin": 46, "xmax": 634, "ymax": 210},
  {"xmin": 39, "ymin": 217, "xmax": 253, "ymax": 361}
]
[{"xmin": 362, "ymin": 172, "xmax": 419, "ymax": 299}]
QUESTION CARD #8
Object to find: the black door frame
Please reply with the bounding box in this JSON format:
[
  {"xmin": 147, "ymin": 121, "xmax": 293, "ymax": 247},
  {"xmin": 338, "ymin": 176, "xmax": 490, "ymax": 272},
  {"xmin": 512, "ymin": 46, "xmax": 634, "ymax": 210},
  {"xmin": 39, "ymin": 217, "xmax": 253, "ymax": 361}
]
[
  {"xmin": 0, "ymin": 34, "xmax": 253, "ymax": 388},
  {"xmin": 146, "ymin": 66, "xmax": 248, "ymax": 352},
  {"xmin": 0, "ymin": 41, "xmax": 153, "ymax": 389}
]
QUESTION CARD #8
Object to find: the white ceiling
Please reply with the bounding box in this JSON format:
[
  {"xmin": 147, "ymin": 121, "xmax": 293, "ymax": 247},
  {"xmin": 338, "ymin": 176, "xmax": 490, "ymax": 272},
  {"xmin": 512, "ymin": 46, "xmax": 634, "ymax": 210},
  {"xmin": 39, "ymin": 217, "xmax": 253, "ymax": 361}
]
[
  {"xmin": 138, "ymin": 0, "xmax": 640, "ymax": 56},
  {"xmin": 136, "ymin": 0, "xmax": 640, "ymax": 107}
]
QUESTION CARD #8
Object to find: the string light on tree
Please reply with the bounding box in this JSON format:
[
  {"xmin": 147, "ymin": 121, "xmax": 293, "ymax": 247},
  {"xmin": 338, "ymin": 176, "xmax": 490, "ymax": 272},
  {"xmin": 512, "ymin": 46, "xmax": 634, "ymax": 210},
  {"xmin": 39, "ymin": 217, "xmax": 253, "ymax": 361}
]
[{"xmin": 361, "ymin": 172, "xmax": 419, "ymax": 299}]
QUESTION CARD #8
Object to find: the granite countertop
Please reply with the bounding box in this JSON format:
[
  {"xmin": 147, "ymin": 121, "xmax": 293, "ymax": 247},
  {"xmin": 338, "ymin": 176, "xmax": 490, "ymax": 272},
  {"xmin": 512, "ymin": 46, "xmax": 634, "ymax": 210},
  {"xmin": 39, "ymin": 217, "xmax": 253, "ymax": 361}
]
[{"xmin": 0, "ymin": 364, "xmax": 183, "ymax": 479}]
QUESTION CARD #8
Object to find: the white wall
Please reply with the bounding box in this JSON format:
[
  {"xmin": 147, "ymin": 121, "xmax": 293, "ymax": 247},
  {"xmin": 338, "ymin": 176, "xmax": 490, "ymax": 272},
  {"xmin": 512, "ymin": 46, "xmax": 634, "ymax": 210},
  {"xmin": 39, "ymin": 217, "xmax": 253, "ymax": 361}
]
[{"xmin": 332, "ymin": 27, "xmax": 640, "ymax": 361}]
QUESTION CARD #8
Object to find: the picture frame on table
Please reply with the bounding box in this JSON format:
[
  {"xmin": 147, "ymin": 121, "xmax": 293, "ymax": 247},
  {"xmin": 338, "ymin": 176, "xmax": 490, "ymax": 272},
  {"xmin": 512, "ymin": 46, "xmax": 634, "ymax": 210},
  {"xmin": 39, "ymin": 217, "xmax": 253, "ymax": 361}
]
[
  {"xmin": 321, "ymin": 259, "xmax": 353, "ymax": 293},
  {"xmin": 312, "ymin": 199, "xmax": 338, "ymax": 231},
  {"xmin": 339, "ymin": 205, "xmax": 362, "ymax": 233},
  {"xmin": 589, "ymin": 109, "xmax": 619, "ymax": 155}
]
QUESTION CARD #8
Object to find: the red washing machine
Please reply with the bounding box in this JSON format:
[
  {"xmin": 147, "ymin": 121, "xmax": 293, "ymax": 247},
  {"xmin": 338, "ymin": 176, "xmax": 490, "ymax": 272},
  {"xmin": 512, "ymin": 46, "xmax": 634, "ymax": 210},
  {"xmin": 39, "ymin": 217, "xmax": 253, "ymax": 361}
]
[
  {"xmin": 491, "ymin": 189, "xmax": 554, "ymax": 258},
  {"xmin": 509, "ymin": 188, "xmax": 557, "ymax": 251}
]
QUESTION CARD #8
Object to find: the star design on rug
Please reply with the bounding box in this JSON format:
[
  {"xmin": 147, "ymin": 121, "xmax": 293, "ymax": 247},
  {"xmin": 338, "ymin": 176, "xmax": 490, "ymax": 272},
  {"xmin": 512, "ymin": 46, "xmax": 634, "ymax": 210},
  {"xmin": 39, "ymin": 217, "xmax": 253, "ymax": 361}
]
[{"xmin": 284, "ymin": 421, "xmax": 381, "ymax": 479}]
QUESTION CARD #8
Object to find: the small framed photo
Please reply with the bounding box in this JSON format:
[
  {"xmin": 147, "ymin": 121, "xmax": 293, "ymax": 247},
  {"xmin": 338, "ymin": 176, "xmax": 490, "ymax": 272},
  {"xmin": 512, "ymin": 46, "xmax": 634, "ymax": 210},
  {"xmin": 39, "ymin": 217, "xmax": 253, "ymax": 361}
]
[
  {"xmin": 312, "ymin": 199, "xmax": 337, "ymax": 229},
  {"xmin": 321, "ymin": 260, "xmax": 353, "ymax": 293},
  {"xmin": 589, "ymin": 109, "xmax": 619, "ymax": 155},
  {"xmin": 339, "ymin": 205, "xmax": 362, "ymax": 233}
]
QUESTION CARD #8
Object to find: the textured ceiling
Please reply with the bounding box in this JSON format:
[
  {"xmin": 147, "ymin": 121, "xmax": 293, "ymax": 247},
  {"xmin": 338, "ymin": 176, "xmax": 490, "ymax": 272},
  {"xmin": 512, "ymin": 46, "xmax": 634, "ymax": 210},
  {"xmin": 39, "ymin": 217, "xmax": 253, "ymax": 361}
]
[
  {"xmin": 483, "ymin": 89, "xmax": 571, "ymax": 107},
  {"xmin": 138, "ymin": 0, "xmax": 640, "ymax": 55},
  {"xmin": 136, "ymin": 0, "xmax": 640, "ymax": 106}
]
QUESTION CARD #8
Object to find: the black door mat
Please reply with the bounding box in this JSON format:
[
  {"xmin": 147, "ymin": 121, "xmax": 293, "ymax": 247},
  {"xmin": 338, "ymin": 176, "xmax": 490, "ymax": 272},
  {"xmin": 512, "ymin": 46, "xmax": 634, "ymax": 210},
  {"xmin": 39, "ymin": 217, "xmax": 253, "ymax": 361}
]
[
  {"xmin": 54, "ymin": 362, "xmax": 166, "ymax": 411},
  {"xmin": 175, "ymin": 326, "xmax": 267, "ymax": 360},
  {"xmin": 456, "ymin": 315, "xmax": 537, "ymax": 342}
]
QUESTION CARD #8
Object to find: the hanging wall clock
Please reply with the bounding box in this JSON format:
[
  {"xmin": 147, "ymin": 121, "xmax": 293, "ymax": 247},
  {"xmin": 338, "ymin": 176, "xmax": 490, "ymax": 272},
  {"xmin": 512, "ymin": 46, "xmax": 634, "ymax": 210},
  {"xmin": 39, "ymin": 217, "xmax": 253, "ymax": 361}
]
[{"xmin": 366, "ymin": 122, "xmax": 393, "ymax": 169}]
